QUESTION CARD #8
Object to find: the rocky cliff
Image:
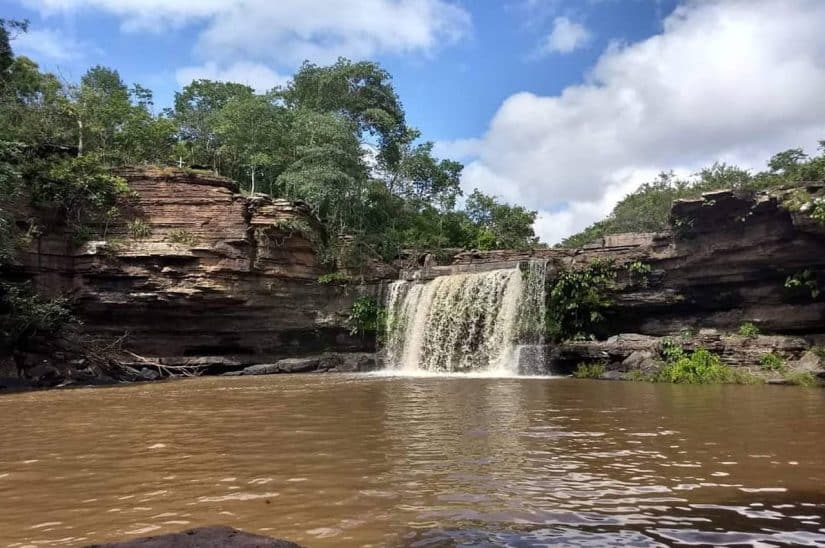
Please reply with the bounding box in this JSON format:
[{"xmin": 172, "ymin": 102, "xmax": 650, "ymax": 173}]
[
  {"xmin": 433, "ymin": 185, "xmax": 825, "ymax": 377},
  {"xmin": 6, "ymin": 171, "xmax": 824, "ymax": 385},
  {"xmin": 14, "ymin": 167, "xmax": 390, "ymax": 374}
]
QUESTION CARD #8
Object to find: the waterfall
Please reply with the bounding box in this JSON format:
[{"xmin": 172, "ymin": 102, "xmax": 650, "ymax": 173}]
[{"xmin": 382, "ymin": 260, "xmax": 548, "ymax": 374}]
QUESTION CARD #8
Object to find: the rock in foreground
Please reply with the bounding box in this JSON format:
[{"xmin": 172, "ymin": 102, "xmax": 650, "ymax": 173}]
[{"xmin": 87, "ymin": 526, "xmax": 302, "ymax": 548}]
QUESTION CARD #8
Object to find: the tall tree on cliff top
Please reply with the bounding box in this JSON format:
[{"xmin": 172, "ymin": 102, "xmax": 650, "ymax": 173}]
[
  {"xmin": 173, "ymin": 80, "xmax": 254, "ymax": 171},
  {"xmin": 213, "ymin": 93, "xmax": 291, "ymax": 194}
]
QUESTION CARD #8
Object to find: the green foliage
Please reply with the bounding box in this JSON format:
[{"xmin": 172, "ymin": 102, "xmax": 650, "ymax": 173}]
[
  {"xmin": 657, "ymin": 347, "xmax": 733, "ymax": 384},
  {"xmin": 465, "ymin": 190, "xmax": 539, "ymax": 251},
  {"xmin": 785, "ymin": 269, "xmax": 821, "ymax": 300},
  {"xmin": 738, "ymin": 322, "xmax": 761, "ymax": 337},
  {"xmin": 573, "ymin": 361, "xmax": 606, "ymax": 379},
  {"xmin": 165, "ymin": 229, "xmax": 198, "ymax": 246},
  {"xmin": 127, "ymin": 218, "xmax": 151, "ymax": 240},
  {"xmin": 317, "ymin": 272, "xmax": 349, "ymax": 285},
  {"xmin": 783, "ymin": 371, "xmax": 822, "ymax": 387},
  {"xmin": 0, "ymin": 282, "xmax": 73, "ymax": 351},
  {"xmin": 759, "ymin": 352, "xmax": 786, "ymax": 372},
  {"xmin": 546, "ymin": 260, "xmax": 616, "ymax": 342},
  {"xmin": 561, "ymin": 145, "xmax": 825, "ymax": 247},
  {"xmin": 33, "ymin": 154, "xmax": 131, "ymax": 239},
  {"xmin": 346, "ymin": 296, "xmax": 386, "ymax": 338},
  {"xmin": 627, "ymin": 260, "xmax": 652, "ymax": 287},
  {"xmin": 659, "ymin": 337, "xmax": 686, "ymax": 362}
]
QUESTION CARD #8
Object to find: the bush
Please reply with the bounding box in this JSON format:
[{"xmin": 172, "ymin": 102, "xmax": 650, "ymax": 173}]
[
  {"xmin": 783, "ymin": 371, "xmax": 822, "ymax": 387},
  {"xmin": 657, "ymin": 347, "xmax": 733, "ymax": 384},
  {"xmin": 546, "ymin": 260, "xmax": 616, "ymax": 342},
  {"xmin": 317, "ymin": 272, "xmax": 349, "ymax": 285},
  {"xmin": 127, "ymin": 218, "xmax": 152, "ymax": 239},
  {"xmin": 759, "ymin": 352, "xmax": 786, "ymax": 372},
  {"xmin": 346, "ymin": 296, "xmax": 386, "ymax": 338},
  {"xmin": 785, "ymin": 270, "xmax": 821, "ymax": 300},
  {"xmin": 738, "ymin": 322, "xmax": 760, "ymax": 337},
  {"xmin": 627, "ymin": 260, "xmax": 652, "ymax": 287},
  {"xmin": 0, "ymin": 282, "xmax": 73, "ymax": 350},
  {"xmin": 166, "ymin": 229, "xmax": 199, "ymax": 246},
  {"xmin": 573, "ymin": 362, "xmax": 606, "ymax": 379},
  {"xmin": 659, "ymin": 337, "xmax": 686, "ymax": 362}
]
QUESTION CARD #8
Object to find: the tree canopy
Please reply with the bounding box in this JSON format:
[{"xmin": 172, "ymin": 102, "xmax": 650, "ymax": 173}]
[{"xmin": 0, "ymin": 26, "xmax": 540, "ymax": 272}]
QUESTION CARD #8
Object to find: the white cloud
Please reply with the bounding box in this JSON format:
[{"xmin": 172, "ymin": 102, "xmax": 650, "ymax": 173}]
[
  {"xmin": 433, "ymin": 138, "xmax": 483, "ymax": 162},
  {"xmin": 12, "ymin": 28, "xmax": 86, "ymax": 61},
  {"xmin": 23, "ymin": 0, "xmax": 470, "ymax": 65},
  {"xmin": 175, "ymin": 62, "xmax": 289, "ymax": 93},
  {"xmin": 539, "ymin": 17, "xmax": 592, "ymax": 55},
  {"xmin": 458, "ymin": 0, "xmax": 825, "ymax": 244}
]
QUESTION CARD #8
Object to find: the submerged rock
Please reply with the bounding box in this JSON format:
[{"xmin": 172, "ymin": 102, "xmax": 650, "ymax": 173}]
[{"xmin": 87, "ymin": 526, "xmax": 302, "ymax": 547}]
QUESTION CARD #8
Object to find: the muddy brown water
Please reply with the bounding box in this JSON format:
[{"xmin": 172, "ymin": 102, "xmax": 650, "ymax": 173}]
[{"xmin": 1, "ymin": 374, "xmax": 824, "ymax": 547}]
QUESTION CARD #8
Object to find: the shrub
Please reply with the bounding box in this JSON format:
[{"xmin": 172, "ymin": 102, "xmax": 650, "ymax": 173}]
[
  {"xmin": 659, "ymin": 337, "xmax": 686, "ymax": 362},
  {"xmin": 546, "ymin": 259, "xmax": 616, "ymax": 342},
  {"xmin": 738, "ymin": 322, "xmax": 760, "ymax": 337},
  {"xmin": 573, "ymin": 362, "xmax": 606, "ymax": 379},
  {"xmin": 627, "ymin": 260, "xmax": 652, "ymax": 287},
  {"xmin": 783, "ymin": 371, "xmax": 822, "ymax": 387},
  {"xmin": 785, "ymin": 270, "xmax": 820, "ymax": 300},
  {"xmin": 166, "ymin": 229, "xmax": 199, "ymax": 246},
  {"xmin": 0, "ymin": 282, "xmax": 73, "ymax": 350},
  {"xmin": 317, "ymin": 272, "xmax": 349, "ymax": 285},
  {"xmin": 759, "ymin": 352, "xmax": 786, "ymax": 372},
  {"xmin": 657, "ymin": 348, "xmax": 733, "ymax": 384},
  {"xmin": 127, "ymin": 218, "xmax": 152, "ymax": 240},
  {"xmin": 347, "ymin": 296, "xmax": 386, "ymax": 338}
]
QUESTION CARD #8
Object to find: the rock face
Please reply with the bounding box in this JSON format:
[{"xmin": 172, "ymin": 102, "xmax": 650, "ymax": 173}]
[
  {"xmin": 446, "ymin": 186, "xmax": 825, "ymax": 337},
  {"xmin": 416, "ymin": 186, "xmax": 825, "ymax": 378},
  {"xmin": 17, "ymin": 167, "xmax": 391, "ymax": 369}
]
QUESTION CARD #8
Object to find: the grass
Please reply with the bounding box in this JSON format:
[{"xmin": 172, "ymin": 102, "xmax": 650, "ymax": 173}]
[
  {"xmin": 657, "ymin": 348, "xmax": 733, "ymax": 384},
  {"xmin": 573, "ymin": 362, "xmax": 607, "ymax": 379},
  {"xmin": 165, "ymin": 229, "xmax": 199, "ymax": 246},
  {"xmin": 317, "ymin": 272, "xmax": 349, "ymax": 285},
  {"xmin": 783, "ymin": 371, "xmax": 822, "ymax": 387},
  {"xmin": 127, "ymin": 218, "xmax": 152, "ymax": 240},
  {"xmin": 759, "ymin": 352, "xmax": 786, "ymax": 372},
  {"xmin": 737, "ymin": 322, "xmax": 760, "ymax": 337}
]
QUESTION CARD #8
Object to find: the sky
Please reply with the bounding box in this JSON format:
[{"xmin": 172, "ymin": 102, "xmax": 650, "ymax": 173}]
[{"xmin": 5, "ymin": 0, "xmax": 825, "ymax": 244}]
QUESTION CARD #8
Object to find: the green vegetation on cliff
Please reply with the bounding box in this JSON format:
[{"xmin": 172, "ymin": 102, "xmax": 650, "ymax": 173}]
[
  {"xmin": 0, "ymin": 20, "xmax": 540, "ymax": 274},
  {"xmin": 561, "ymin": 149, "xmax": 825, "ymax": 248}
]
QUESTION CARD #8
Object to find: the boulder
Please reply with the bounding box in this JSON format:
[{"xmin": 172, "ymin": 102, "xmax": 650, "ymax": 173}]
[{"xmin": 86, "ymin": 525, "xmax": 302, "ymax": 547}]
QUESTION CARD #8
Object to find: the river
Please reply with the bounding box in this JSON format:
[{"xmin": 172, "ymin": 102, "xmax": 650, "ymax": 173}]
[{"xmin": 1, "ymin": 375, "xmax": 824, "ymax": 547}]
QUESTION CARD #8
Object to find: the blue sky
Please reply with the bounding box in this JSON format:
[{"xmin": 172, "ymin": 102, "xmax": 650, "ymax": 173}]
[{"xmin": 6, "ymin": 0, "xmax": 825, "ymax": 243}]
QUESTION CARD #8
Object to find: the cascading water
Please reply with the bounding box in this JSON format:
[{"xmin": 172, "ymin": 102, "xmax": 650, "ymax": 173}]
[{"xmin": 382, "ymin": 260, "xmax": 548, "ymax": 374}]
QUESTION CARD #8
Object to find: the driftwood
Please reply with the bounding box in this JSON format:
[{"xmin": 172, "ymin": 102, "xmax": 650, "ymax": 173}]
[{"xmin": 60, "ymin": 332, "xmax": 208, "ymax": 381}]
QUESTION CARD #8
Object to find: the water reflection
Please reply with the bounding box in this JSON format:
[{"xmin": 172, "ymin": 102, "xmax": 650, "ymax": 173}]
[{"xmin": 0, "ymin": 377, "xmax": 823, "ymax": 546}]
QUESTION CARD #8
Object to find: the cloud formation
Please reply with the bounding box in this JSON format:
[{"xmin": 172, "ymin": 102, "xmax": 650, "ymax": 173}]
[
  {"xmin": 23, "ymin": 0, "xmax": 470, "ymax": 65},
  {"xmin": 12, "ymin": 27, "xmax": 86, "ymax": 61},
  {"xmin": 175, "ymin": 62, "xmax": 289, "ymax": 92},
  {"xmin": 452, "ymin": 0, "xmax": 825, "ymax": 243},
  {"xmin": 539, "ymin": 17, "xmax": 591, "ymax": 55}
]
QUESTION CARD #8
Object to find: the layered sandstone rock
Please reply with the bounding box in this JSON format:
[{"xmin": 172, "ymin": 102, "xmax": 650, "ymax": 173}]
[
  {"xmin": 445, "ymin": 185, "xmax": 825, "ymax": 337},
  {"xmin": 18, "ymin": 167, "xmax": 391, "ymax": 368}
]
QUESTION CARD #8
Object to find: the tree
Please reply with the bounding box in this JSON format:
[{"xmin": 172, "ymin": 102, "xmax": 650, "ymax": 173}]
[
  {"xmin": 0, "ymin": 18, "xmax": 27, "ymax": 82},
  {"xmin": 465, "ymin": 190, "xmax": 539, "ymax": 250},
  {"xmin": 213, "ymin": 93, "xmax": 290, "ymax": 194},
  {"xmin": 173, "ymin": 79, "xmax": 254, "ymax": 170},
  {"xmin": 281, "ymin": 58, "xmax": 407, "ymax": 171}
]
